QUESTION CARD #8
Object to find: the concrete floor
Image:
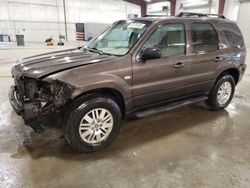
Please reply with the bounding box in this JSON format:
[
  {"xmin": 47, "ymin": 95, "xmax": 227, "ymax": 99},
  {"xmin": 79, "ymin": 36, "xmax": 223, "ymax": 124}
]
[{"xmin": 0, "ymin": 46, "xmax": 250, "ymax": 188}]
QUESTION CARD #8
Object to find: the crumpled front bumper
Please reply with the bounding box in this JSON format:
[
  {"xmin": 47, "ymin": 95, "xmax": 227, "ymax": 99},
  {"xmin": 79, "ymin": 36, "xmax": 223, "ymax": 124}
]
[
  {"xmin": 8, "ymin": 85, "xmax": 23, "ymax": 115},
  {"xmin": 9, "ymin": 81, "xmax": 73, "ymax": 120},
  {"xmin": 9, "ymin": 85, "xmax": 42, "ymax": 120},
  {"xmin": 9, "ymin": 85, "xmax": 47, "ymax": 132}
]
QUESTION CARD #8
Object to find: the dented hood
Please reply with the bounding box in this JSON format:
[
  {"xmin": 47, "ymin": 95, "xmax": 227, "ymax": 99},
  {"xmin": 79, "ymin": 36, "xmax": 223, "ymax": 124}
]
[{"xmin": 11, "ymin": 48, "xmax": 117, "ymax": 79}]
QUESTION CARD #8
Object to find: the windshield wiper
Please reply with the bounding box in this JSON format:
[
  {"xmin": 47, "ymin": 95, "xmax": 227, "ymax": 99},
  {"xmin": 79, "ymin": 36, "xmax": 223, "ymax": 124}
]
[
  {"xmin": 87, "ymin": 47, "xmax": 103, "ymax": 55},
  {"xmin": 86, "ymin": 47, "xmax": 115, "ymax": 56}
]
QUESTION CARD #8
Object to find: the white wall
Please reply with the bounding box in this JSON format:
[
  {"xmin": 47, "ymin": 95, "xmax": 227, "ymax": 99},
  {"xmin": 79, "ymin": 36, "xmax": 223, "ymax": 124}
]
[
  {"xmin": 237, "ymin": 1, "xmax": 250, "ymax": 47},
  {"xmin": 0, "ymin": 0, "xmax": 141, "ymax": 42},
  {"xmin": 147, "ymin": 2, "xmax": 171, "ymax": 16},
  {"xmin": 176, "ymin": 0, "xmax": 211, "ymax": 14},
  {"xmin": 210, "ymin": 0, "xmax": 219, "ymax": 14},
  {"xmin": 224, "ymin": 0, "xmax": 240, "ymax": 21},
  {"xmin": 175, "ymin": 0, "xmax": 241, "ymax": 21},
  {"xmin": 175, "ymin": 0, "xmax": 220, "ymax": 15}
]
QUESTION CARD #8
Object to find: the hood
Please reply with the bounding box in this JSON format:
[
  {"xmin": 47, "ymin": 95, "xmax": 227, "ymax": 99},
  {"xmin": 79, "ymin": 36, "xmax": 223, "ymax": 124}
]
[{"xmin": 12, "ymin": 48, "xmax": 117, "ymax": 79}]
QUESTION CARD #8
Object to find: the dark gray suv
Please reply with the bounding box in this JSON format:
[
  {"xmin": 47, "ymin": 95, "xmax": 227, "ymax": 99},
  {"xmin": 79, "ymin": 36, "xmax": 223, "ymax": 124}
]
[{"xmin": 9, "ymin": 12, "xmax": 247, "ymax": 152}]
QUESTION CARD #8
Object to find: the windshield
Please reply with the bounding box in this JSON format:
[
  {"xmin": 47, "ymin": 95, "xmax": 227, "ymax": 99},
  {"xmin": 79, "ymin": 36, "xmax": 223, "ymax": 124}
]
[{"xmin": 85, "ymin": 20, "xmax": 151, "ymax": 55}]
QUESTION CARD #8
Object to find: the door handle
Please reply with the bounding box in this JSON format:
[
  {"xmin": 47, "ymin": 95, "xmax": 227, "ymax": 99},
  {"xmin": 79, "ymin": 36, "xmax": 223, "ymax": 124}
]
[
  {"xmin": 174, "ymin": 62, "xmax": 185, "ymax": 68},
  {"xmin": 213, "ymin": 56, "xmax": 223, "ymax": 62}
]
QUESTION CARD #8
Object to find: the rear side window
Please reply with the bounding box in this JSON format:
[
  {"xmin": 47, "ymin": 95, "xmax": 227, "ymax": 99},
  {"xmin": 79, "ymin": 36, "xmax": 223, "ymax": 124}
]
[
  {"xmin": 221, "ymin": 23, "xmax": 245, "ymax": 49},
  {"xmin": 191, "ymin": 23, "xmax": 218, "ymax": 54}
]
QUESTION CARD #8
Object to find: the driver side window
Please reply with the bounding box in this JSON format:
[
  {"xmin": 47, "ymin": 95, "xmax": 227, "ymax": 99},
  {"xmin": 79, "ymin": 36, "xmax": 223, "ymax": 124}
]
[{"xmin": 144, "ymin": 23, "xmax": 186, "ymax": 57}]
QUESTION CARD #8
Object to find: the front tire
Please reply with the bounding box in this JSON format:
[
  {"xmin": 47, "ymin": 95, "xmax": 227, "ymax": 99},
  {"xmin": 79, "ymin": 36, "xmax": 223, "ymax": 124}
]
[
  {"xmin": 207, "ymin": 74, "xmax": 235, "ymax": 110},
  {"xmin": 64, "ymin": 94, "xmax": 122, "ymax": 153}
]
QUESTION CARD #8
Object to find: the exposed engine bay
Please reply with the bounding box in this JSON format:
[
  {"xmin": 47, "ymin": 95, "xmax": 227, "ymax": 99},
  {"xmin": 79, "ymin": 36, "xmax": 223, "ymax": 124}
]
[{"xmin": 10, "ymin": 76, "xmax": 74, "ymax": 121}]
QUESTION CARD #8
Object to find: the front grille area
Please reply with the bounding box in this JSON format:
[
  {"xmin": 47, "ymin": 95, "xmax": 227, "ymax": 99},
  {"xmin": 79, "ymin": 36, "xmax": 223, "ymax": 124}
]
[
  {"xmin": 12, "ymin": 77, "xmax": 73, "ymax": 119},
  {"xmin": 14, "ymin": 77, "xmax": 41, "ymax": 101},
  {"xmin": 14, "ymin": 76, "xmax": 53, "ymax": 103}
]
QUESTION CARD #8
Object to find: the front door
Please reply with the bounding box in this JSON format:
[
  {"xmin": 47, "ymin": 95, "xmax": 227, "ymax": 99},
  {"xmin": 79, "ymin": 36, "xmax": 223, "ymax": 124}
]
[{"xmin": 132, "ymin": 23, "xmax": 190, "ymax": 107}]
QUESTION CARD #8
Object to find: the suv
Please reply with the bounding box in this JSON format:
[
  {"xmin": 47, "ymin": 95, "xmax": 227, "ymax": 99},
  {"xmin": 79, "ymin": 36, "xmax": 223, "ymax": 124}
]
[{"xmin": 9, "ymin": 12, "xmax": 247, "ymax": 152}]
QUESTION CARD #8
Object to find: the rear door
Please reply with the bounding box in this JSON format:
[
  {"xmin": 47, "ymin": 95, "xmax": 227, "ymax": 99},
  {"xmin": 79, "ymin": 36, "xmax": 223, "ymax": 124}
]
[
  {"xmin": 132, "ymin": 22, "xmax": 190, "ymax": 107},
  {"xmin": 184, "ymin": 22, "xmax": 223, "ymax": 94}
]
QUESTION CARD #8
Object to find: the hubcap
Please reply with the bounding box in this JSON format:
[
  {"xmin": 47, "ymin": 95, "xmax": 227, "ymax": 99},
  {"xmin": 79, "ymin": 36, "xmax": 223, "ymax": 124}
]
[
  {"xmin": 79, "ymin": 108, "xmax": 114, "ymax": 144},
  {"xmin": 217, "ymin": 81, "xmax": 232, "ymax": 105}
]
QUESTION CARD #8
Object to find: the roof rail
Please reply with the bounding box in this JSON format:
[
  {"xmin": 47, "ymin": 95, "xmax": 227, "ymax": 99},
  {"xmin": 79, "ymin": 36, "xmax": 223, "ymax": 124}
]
[
  {"xmin": 177, "ymin": 12, "xmax": 226, "ymax": 19},
  {"xmin": 143, "ymin": 15, "xmax": 168, "ymax": 18}
]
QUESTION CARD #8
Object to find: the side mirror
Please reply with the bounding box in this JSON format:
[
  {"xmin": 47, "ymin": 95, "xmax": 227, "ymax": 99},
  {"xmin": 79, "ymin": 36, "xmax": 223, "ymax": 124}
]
[{"xmin": 141, "ymin": 48, "xmax": 161, "ymax": 61}]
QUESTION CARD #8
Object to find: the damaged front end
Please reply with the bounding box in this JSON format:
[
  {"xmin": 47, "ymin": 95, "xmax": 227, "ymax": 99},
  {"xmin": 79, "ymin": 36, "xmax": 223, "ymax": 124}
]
[{"xmin": 9, "ymin": 76, "xmax": 74, "ymax": 131}]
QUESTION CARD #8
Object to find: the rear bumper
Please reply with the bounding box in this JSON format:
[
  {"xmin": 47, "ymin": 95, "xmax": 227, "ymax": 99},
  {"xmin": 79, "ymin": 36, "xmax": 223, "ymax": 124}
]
[{"xmin": 239, "ymin": 64, "xmax": 247, "ymax": 82}]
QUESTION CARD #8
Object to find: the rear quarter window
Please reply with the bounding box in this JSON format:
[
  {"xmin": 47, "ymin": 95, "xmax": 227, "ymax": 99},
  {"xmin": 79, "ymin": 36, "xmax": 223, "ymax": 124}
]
[{"xmin": 221, "ymin": 23, "xmax": 245, "ymax": 49}]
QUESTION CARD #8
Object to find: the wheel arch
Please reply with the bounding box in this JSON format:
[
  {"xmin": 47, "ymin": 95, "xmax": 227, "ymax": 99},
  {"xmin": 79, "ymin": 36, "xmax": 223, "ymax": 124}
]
[
  {"xmin": 72, "ymin": 88, "xmax": 126, "ymax": 118},
  {"xmin": 216, "ymin": 68, "xmax": 240, "ymax": 85}
]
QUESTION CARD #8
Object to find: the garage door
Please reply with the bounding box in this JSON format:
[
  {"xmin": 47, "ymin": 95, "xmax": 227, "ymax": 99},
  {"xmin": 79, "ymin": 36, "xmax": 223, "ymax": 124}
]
[{"xmin": 238, "ymin": 1, "xmax": 250, "ymax": 47}]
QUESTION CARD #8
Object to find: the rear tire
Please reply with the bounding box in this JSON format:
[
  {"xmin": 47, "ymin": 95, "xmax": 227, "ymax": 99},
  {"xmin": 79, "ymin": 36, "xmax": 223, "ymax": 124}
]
[
  {"xmin": 207, "ymin": 74, "xmax": 235, "ymax": 110},
  {"xmin": 63, "ymin": 94, "xmax": 122, "ymax": 153}
]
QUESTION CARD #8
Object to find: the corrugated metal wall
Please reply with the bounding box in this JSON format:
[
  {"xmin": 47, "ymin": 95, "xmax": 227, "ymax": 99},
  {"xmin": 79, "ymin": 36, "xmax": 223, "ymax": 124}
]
[{"xmin": 0, "ymin": 0, "xmax": 140, "ymax": 42}]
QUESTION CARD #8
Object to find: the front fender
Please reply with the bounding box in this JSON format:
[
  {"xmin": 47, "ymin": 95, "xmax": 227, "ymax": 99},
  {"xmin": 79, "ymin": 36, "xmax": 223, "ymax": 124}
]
[
  {"xmin": 70, "ymin": 74, "xmax": 132, "ymax": 100},
  {"xmin": 43, "ymin": 59, "xmax": 133, "ymax": 100}
]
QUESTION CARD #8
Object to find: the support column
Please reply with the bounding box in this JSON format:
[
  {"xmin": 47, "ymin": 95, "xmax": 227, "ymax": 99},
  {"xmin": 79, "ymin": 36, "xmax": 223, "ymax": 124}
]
[
  {"xmin": 218, "ymin": 0, "xmax": 225, "ymax": 14},
  {"xmin": 141, "ymin": 2, "xmax": 147, "ymax": 17},
  {"xmin": 170, "ymin": 0, "xmax": 176, "ymax": 16},
  {"xmin": 63, "ymin": 0, "xmax": 68, "ymax": 41}
]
